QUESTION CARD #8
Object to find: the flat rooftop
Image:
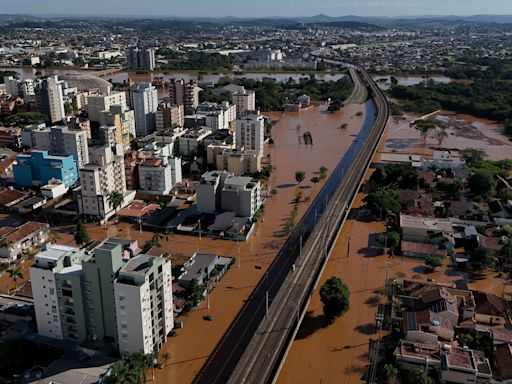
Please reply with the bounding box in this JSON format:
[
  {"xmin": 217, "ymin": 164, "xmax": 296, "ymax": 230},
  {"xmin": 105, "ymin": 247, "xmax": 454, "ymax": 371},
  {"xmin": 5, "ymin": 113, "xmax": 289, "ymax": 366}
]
[{"xmin": 36, "ymin": 244, "xmax": 78, "ymax": 262}]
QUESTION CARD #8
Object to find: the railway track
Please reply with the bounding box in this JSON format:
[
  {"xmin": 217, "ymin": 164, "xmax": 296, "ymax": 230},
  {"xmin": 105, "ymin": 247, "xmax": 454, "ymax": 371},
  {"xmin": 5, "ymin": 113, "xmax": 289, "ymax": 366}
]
[{"xmin": 194, "ymin": 63, "xmax": 389, "ymax": 384}]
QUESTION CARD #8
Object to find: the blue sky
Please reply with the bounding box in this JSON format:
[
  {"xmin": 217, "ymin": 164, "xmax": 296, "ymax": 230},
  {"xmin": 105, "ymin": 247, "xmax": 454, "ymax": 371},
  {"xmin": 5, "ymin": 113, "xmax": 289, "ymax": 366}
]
[{"xmin": 2, "ymin": 0, "xmax": 511, "ymax": 17}]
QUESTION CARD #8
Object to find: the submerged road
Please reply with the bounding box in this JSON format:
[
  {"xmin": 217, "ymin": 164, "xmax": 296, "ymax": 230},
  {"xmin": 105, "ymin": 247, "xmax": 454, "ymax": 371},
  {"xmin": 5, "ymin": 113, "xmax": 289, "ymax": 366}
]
[{"xmin": 193, "ymin": 64, "xmax": 389, "ymax": 384}]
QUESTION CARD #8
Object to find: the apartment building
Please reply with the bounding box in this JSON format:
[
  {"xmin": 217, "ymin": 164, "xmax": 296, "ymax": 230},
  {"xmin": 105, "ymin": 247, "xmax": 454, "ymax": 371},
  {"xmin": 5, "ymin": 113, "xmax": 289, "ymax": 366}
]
[
  {"xmin": 13, "ymin": 150, "xmax": 78, "ymax": 188},
  {"xmin": 77, "ymin": 145, "xmax": 135, "ymax": 222},
  {"xmin": 133, "ymin": 83, "xmax": 158, "ymax": 137},
  {"xmin": 35, "ymin": 76, "xmax": 66, "ymax": 123},
  {"xmin": 169, "ymin": 79, "xmax": 201, "ymax": 113},
  {"xmin": 86, "ymin": 92, "xmax": 128, "ymax": 124},
  {"xmin": 233, "ymin": 87, "xmax": 256, "ymax": 117},
  {"xmin": 100, "ymin": 104, "xmax": 136, "ymax": 149},
  {"xmin": 236, "ymin": 111, "xmax": 265, "ymax": 157},
  {"xmin": 126, "ymin": 47, "xmax": 156, "ymax": 71},
  {"xmin": 210, "ymin": 147, "xmax": 262, "ymax": 176},
  {"xmin": 196, "ymin": 101, "xmax": 237, "ymax": 130},
  {"xmin": 178, "ymin": 127, "xmax": 212, "ymax": 157},
  {"xmin": 137, "ymin": 157, "xmax": 174, "ymax": 195},
  {"xmin": 156, "ymin": 103, "xmax": 184, "ymax": 130},
  {"xmin": 114, "ymin": 254, "xmax": 173, "ymax": 354}
]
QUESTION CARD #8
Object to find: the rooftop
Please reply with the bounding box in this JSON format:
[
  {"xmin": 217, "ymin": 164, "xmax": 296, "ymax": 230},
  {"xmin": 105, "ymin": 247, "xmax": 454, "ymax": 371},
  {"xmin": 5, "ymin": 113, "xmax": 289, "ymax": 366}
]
[{"xmin": 400, "ymin": 214, "xmax": 453, "ymax": 233}]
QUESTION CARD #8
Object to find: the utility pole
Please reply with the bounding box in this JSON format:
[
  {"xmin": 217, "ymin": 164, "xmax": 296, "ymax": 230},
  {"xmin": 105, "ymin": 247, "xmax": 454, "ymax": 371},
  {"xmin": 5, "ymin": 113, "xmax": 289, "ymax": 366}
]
[
  {"xmin": 266, "ymin": 291, "xmax": 269, "ymax": 318},
  {"xmin": 347, "ymin": 235, "xmax": 351, "ymax": 257}
]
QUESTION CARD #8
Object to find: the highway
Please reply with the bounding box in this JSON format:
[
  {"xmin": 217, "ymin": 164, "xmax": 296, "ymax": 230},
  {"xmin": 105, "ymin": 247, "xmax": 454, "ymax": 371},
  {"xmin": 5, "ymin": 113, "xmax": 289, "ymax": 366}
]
[{"xmin": 193, "ymin": 63, "xmax": 389, "ymax": 384}]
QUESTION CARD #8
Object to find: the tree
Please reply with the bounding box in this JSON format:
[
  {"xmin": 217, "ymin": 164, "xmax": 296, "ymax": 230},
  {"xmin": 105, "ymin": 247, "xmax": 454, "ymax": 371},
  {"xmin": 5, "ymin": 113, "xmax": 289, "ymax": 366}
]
[
  {"xmin": 468, "ymin": 173, "xmax": 496, "ymax": 197},
  {"xmin": 471, "ymin": 247, "xmax": 490, "ymax": 266},
  {"xmin": 502, "ymin": 242, "xmax": 512, "ymax": 261},
  {"xmin": 4, "ymin": 112, "xmax": 48, "ymax": 126},
  {"xmin": 411, "ymin": 119, "xmax": 439, "ymax": 142},
  {"xmin": 142, "ymin": 239, "xmax": 161, "ymax": 253},
  {"xmin": 435, "ymin": 127, "xmax": 448, "ymax": 146},
  {"xmin": 160, "ymin": 351, "xmax": 171, "ymax": 367},
  {"xmin": 294, "ymin": 170, "xmax": 306, "ymax": 185},
  {"xmin": 310, "ymin": 176, "xmax": 320, "ymax": 187},
  {"xmin": 7, "ymin": 266, "xmax": 23, "ymax": 292},
  {"xmin": 319, "ymin": 277, "xmax": 350, "ymax": 322},
  {"xmin": 424, "ymin": 255, "xmax": 443, "ymax": 270},
  {"xmin": 381, "ymin": 231, "xmax": 401, "ymax": 256},
  {"xmin": 363, "ymin": 188, "xmax": 401, "ymax": 219},
  {"xmin": 107, "ymin": 191, "xmax": 124, "ymax": 220},
  {"xmin": 327, "ymin": 100, "xmax": 342, "ymax": 113},
  {"xmin": 408, "ymin": 369, "xmax": 432, "ymax": 384},
  {"xmin": 74, "ymin": 222, "xmax": 89, "ymax": 246},
  {"xmin": 187, "ymin": 279, "xmax": 205, "ymax": 307},
  {"xmin": 461, "ymin": 148, "xmax": 487, "ymax": 167},
  {"xmin": 319, "ymin": 166, "xmax": 328, "ymax": 179},
  {"xmin": 383, "ymin": 364, "xmax": 399, "ymax": 384}
]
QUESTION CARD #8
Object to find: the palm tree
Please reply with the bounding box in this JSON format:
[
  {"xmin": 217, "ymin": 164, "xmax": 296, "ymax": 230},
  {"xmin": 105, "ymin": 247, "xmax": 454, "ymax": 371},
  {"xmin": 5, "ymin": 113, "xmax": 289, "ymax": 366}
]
[
  {"xmin": 107, "ymin": 190, "xmax": 124, "ymax": 222},
  {"xmin": 8, "ymin": 265, "xmax": 23, "ymax": 292}
]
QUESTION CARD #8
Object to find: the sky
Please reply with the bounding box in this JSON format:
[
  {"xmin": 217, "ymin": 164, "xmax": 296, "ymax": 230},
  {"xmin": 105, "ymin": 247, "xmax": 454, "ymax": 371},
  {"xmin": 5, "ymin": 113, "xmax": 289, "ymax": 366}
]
[{"xmin": 1, "ymin": 0, "xmax": 512, "ymax": 18}]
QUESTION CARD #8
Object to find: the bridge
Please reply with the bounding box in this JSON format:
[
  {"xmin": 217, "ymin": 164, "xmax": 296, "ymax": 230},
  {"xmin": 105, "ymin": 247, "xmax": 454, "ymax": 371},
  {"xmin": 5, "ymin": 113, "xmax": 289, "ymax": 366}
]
[{"xmin": 193, "ymin": 63, "xmax": 390, "ymax": 384}]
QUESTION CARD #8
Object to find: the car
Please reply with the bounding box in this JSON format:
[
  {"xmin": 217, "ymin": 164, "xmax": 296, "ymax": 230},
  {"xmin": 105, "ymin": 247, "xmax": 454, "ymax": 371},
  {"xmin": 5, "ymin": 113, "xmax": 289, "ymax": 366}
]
[
  {"xmin": 203, "ymin": 315, "xmax": 214, "ymax": 321},
  {"xmin": 426, "ymin": 278, "xmax": 436, "ymax": 282}
]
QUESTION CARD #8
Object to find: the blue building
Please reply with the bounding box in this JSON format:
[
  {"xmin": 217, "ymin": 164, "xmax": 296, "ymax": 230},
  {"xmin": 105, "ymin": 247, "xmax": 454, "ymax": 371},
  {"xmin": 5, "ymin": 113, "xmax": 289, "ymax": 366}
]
[{"xmin": 13, "ymin": 150, "xmax": 78, "ymax": 188}]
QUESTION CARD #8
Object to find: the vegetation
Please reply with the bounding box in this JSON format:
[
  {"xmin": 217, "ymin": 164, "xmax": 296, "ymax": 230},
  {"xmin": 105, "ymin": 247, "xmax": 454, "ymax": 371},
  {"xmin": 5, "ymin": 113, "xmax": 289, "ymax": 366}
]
[
  {"xmin": 327, "ymin": 100, "xmax": 342, "ymax": 113},
  {"xmin": 364, "ymin": 188, "xmax": 401, "ymax": 219},
  {"xmin": 7, "ymin": 265, "xmax": 23, "ymax": 292},
  {"xmin": 383, "ymin": 364, "xmax": 400, "ymax": 384},
  {"xmin": 107, "ymin": 190, "xmax": 124, "ymax": 219},
  {"xmin": 0, "ymin": 71, "xmax": 18, "ymax": 83},
  {"xmin": 108, "ymin": 351, "xmax": 156, "ymax": 384},
  {"xmin": 378, "ymin": 231, "xmax": 401, "ymax": 255},
  {"xmin": 3, "ymin": 112, "xmax": 48, "ymax": 126},
  {"xmin": 370, "ymin": 163, "xmax": 418, "ymax": 190},
  {"xmin": 461, "ymin": 149, "xmax": 487, "ymax": 167},
  {"xmin": 424, "ymin": 255, "xmax": 443, "ymax": 270},
  {"xmin": 319, "ymin": 166, "xmax": 328, "ymax": 179},
  {"xmin": 470, "ymin": 247, "xmax": 491, "ymax": 266},
  {"xmin": 160, "ymin": 51, "xmax": 232, "ymax": 71},
  {"xmin": 74, "ymin": 222, "xmax": 90, "ymax": 245},
  {"xmin": 407, "ymin": 368, "xmax": 433, "ymax": 384},
  {"xmin": 310, "ymin": 176, "xmax": 320, "ymax": 187},
  {"xmin": 187, "ymin": 279, "xmax": 205, "ymax": 307},
  {"xmin": 294, "ymin": 170, "xmax": 306, "ymax": 185},
  {"xmin": 389, "ymin": 80, "xmax": 512, "ymax": 129},
  {"xmin": 468, "ymin": 173, "xmax": 496, "ymax": 197},
  {"xmin": 319, "ymin": 276, "xmax": 350, "ymax": 322}
]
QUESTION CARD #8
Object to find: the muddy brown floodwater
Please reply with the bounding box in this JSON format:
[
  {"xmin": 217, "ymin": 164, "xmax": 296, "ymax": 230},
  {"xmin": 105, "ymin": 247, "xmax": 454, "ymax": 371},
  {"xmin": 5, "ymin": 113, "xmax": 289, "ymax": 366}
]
[{"xmin": 37, "ymin": 102, "xmax": 365, "ymax": 384}]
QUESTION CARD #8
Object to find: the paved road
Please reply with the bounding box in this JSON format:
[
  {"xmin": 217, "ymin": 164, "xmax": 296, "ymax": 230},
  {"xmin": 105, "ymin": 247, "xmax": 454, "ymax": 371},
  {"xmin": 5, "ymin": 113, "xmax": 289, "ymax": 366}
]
[
  {"xmin": 347, "ymin": 67, "xmax": 367, "ymax": 104},
  {"xmin": 193, "ymin": 64, "xmax": 388, "ymax": 384}
]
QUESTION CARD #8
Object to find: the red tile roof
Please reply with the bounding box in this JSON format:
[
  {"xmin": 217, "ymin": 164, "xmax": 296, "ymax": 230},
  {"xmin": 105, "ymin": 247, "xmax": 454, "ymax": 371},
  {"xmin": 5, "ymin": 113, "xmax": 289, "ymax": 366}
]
[{"xmin": 3, "ymin": 222, "xmax": 48, "ymax": 244}]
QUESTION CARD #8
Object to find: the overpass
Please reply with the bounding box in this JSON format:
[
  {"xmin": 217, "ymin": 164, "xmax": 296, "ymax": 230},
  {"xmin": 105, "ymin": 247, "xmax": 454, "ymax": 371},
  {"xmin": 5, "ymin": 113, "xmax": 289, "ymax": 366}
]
[{"xmin": 194, "ymin": 63, "xmax": 389, "ymax": 384}]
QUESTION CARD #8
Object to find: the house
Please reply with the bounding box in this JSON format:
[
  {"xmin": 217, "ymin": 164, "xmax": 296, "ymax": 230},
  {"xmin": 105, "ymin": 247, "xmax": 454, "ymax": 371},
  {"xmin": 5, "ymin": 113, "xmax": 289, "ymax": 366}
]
[
  {"xmin": 494, "ymin": 344, "xmax": 512, "ymax": 383},
  {"xmin": 393, "ymin": 340, "xmax": 442, "ymax": 373},
  {"xmin": 403, "ymin": 310, "xmax": 455, "ymax": 343},
  {"xmin": 0, "ymin": 189, "xmax": 29, "ymax": 208},
  {"xmin": 0, "ymin": 222, "xmax": 49, "ymax": 262},
  {"xmin": 400, "ymin": 214, "xmax": 454, "ymax": 243},
  {"xmin": 401, "ymin": 240, "xmax": 448, "ymax": 259},
  {"xmin": 177, "ymin": 252, "xmax": 233, "ymax": 293},
  {"xmin": 440, "ymin": 347, "xmax": 492, "ymax": 384},
  {"xmin": 400, "ymin": 190, "xmax": 434, "ymax": 216},
  {"xmin": 472, "ymin": 291, "xmax": 508, "ymax": 326}
]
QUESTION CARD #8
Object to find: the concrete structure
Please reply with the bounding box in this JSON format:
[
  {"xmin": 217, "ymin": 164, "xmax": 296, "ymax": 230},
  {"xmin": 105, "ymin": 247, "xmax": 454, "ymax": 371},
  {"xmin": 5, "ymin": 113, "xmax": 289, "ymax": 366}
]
[
  {"xmin": 41, "ymin": 179, "xmax": 69, "ymax": 199},
  {"xmin": 0, "ymin": 221, "xmax": 49, "ymax": 262},
  {"xmin": 400, "ymin": 213, "xmax": 454, "ymax": 243},
  {"xmin": 209, "ymin": 146, "xmax": 261, "ymax": 176},
  {"xmin": 13, "ymin": 150, "xmax": 78, "ymax": 188},
  {"xmin": 114, "ymin": 254, "xmax": 173, "ymax": 354},
  {"xmin": 196, "ymin": 101, "xmax": 237, "ymax": 130},
  {"xmin": 31, "ymin": 125, "xmax": 89, "ymax": 168},
  {"xmin": 126, "ymin": 47, "xmax": 156, "ymax": 71},
  {"xmin": 77, "ymin": 145, "xmax": 135, "ymax": 222},
  {"xmin": 30, "ymin": 244, "xmax": 87, "ymax": 342},
  {"xmin": 35, "ymin": 76, "xmax": 66, "ymax": 123},
  {"xmin": 169, "ymin": 79, "xmax": 201, "ymax": 113},
  {"xmin": 100, "ymin": 104, "xmax": 136, "ymax": 149},
  {"xmin": 86, "ymin": 92, "xmax": 127, "ymax": 124},
  {"xmin": 133, "ymin": 83, "xmax": 158, "ymax": 137},
  {"xmin": 236, "ymin": 111, "xmax": 265, "ymax": 157},
  {"xmin": 138, "ymin": 157, "xmax": 174, "ymax": 195},
  {"xmin": 156, "ymin": 103, "xmax": 185, "ymax": 130},
  {"xmin": 197, "ymin": 170, "xmax": 261, "ymax": 217},
  {"xmin": 233, "ymin": 88, "xmax": 256, "ymax": 117},
  {"xmin": 178, "ymin": 127, "xmax": 212, "ymax": 157}
]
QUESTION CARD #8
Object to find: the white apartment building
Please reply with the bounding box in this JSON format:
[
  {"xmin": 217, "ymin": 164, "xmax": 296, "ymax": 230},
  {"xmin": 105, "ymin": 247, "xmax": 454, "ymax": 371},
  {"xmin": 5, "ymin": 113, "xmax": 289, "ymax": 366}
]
[
  {"xmin": 87, "ymin": 92, "xmax": 128, "ymax": 123},
  {"xmin": 196, "ymin": 101, "xmax": 237, "ymax": 130},
  {"xmin": 138, "ymin": 157, "xmax": 173, "ymax": 195},
  {"xmin": 178, "ymin": 127, "xmax": 212, "ymax": 156},
  {"xmin": 133, "ymin": 83, "xmax": 158, "ymax": 137},
  {"xmin": 35, "ymin": 76, "xmax": 66, "ymax": 123},
  {"xmin": 30, "ymin": 244, "xmax": 87, "ymax": 342},
  {"xmin": 30, "ymin": 125, "xmax": 89, "ymax": 168},
  {"xmin": 233, "ymin": 88, "xmax": 256, "ymax": 117},
  {"xmin": 114, "ymin": 254, "xmax": 174, "ymax": 355},
  {"xmin": 3, "ymin": 77, "xmax": 35, "ymax": 100},
  {"xmin": 77, "ymin": 145, "xmax": 135, "ymax": 222},
  {"xmin": 236, "ymin": 111, "xmax": 265, "ymax": 157}
]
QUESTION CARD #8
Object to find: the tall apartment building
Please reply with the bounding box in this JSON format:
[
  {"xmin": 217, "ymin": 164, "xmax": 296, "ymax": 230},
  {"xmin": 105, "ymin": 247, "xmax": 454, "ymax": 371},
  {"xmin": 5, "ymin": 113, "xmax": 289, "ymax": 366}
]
[
  {"xmin": 233, "ymin": 88, "xmax": 256, "ymax": 118},
  {"xmin": 30, "ymin": 244, "xmax": 88, "ymax": 342},
  {"xmin": 133, "ymin": 83, "xmax": 158, "ymax": 137},
  {"xmin": 196, "ymin": 101, "xmax": 237, "ymax": 130},
  {"xmin": 169, "ymin": 79, "xmax": 201, "ymax": 113},
  {"xmin": 31, "ymin": 125, "xmax": 89, "ymax": 168},
  {"xmin": 77, "ymin": 145, "xmax": 135, "ymax": 222},
  {"xmin": 86, "ymin": 92, "xmax": 128, "ymax": 124},
  {"xmin": 30, "ymin": 240, "xmax": 174, "ymax": 355},
  {"xmin": 35, "ymin": 76, "xmax": 66, "ymax": 123},
  {"xmin": 236, "ymin": 111, "xmax": 265, "ymax": 157},
  {"xmin": 100, "ymin": 105, "xmax": 136, "ymax": 149},
  {"xmin": 156, "ymin": 103, "xmax": 184, "ymax": 130},
  {"xmin": 114, "ymin": 254, "xmax": 173, "ymax": 354},
  {"xmin": 4, "ymin": 76, "xmax": 20, "ymax": 97},
  {"xmin": 126, "ymin": 47, "xmax": 156, "ymax": 71}
]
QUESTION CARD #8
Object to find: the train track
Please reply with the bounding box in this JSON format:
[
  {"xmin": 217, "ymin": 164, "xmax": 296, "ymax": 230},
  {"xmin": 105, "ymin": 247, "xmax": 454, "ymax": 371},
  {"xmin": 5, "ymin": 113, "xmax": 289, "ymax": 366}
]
[{"xmin": 194, "ymin": 63, "xmax": 389, "ymax": 384}]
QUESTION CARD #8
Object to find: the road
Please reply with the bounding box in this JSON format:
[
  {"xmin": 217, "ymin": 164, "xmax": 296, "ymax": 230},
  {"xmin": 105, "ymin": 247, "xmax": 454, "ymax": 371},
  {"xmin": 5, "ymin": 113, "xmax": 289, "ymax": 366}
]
[
  {"xmin": 346, "ymin": 67, "xmax": 367, "ymax": 104},
  {"xmin": 193, "ymin": 64, "xmax": 388, "ymax": 384}
]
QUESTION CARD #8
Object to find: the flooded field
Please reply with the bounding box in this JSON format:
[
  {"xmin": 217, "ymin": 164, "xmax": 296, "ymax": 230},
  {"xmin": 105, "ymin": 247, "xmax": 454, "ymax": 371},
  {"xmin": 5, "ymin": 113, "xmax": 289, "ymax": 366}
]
[{"xmin": 385, "ymin": 111, "xmax": 512, "ymax": 160}]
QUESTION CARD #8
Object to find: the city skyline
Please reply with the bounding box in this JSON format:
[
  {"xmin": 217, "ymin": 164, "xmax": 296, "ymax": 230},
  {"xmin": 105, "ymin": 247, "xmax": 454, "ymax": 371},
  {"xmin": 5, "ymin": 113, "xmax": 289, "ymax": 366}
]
[{"xmin": 2, "ymin": 0, "xmax": 512, "ymax": 18}]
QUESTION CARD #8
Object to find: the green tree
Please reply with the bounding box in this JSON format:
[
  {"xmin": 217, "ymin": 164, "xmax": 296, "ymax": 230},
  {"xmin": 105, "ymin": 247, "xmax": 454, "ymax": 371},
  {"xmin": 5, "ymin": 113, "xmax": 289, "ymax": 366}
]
[
  {"xmin": 319, "ymin": 166, "xmax": 328, "ymax": 179},
  {"xmin": 363, "ymin": 188, "xmax": 401, "ymax": 219},
  {"xmin": 7, "ymin": 265, "xmax": 23, "ymax": 292},
  {"xmin": 411, "ymin": 119, "xmax": 439, "ymax": 142},
  {"xmin": 294, "ymin": 170, "xmax": 306, "ymax": 185},
  {"xmin": 471, "ymin": 247, "xmax": 490, "ymax": 266},
  {"xmin": 74, "ymin": 221, "xmax": 89, "ymax": 246},
  {"xmin": 187, "ymin": 279, "xmax": 205, "ymax": 307},
  {"xmin": 5, "ymin": 112, "xmax": 48, "ymax": 126},
  {"xmin": 384, "ymin": 363, "xmax": 399, "ymax": 384},
  {"xmin": 408, "ymin": 368, "xmax": 432, "ymax": 384},
  {"xmin": 468, "ymin": 173, "xmax": 496, "ymax": 196},
  {"xmin": 319, "ymin": 277, "xmax": 350, "ymax": 322},
  {"xmin": 142, "ymin": 239, "xmax": 161, "ymax": 253},
  {"xmin": 160, "ymin": 351, "xmax": 171, "ymax": 367},
  {"xmin": 424, "ymin": 255, "xmax": 443, "ymax": 270},
  {"xmin": 310, "ymin": 176, "xmax": 320, "ymax": 187},
  {"xmin": 461, "ymin": 148, "xmax": 487, "ymax": 167},
  {"xmin": 107, "ymin": 190, "xmax": 124, "ymax": 220}
]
